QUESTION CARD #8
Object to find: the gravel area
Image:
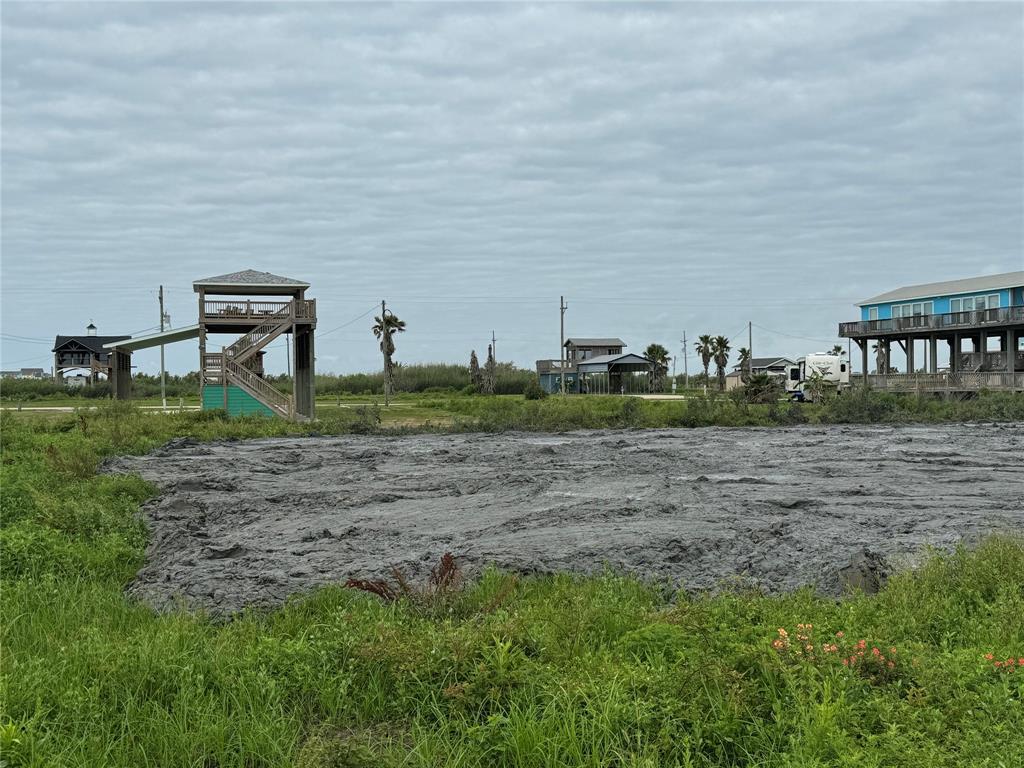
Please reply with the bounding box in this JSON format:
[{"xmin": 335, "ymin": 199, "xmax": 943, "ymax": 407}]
[{"xmin": 103, "ymin": 423, "xmax": 1024, "ymax": 613}]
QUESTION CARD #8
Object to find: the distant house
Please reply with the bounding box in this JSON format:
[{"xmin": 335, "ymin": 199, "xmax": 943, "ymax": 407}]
[
  {"xmin": 536, "ymin": 337, "xmax": 655, "ymax": 394},
  {"xmin": 839, "ymin": 270, "xmax": 1023, "ymax": 392},
  {"xmin": 0, "ymin": 368, "xmax": 47, "ymax": 380},
  {"xmin": 724, "ymin": 356, "xmax": 796, "ymax": 391},
  {"xmin": 52, "ymin": 324, "xmax": 130, "ymax": 384}
]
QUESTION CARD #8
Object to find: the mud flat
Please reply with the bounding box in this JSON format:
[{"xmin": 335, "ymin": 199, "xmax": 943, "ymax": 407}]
[{"xmin": 103, "ymin": 423, "xmax": 1024, "ymax": 613}]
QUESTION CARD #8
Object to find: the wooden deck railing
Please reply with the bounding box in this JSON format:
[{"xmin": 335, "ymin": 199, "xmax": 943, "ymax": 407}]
[
  {"xmin": 865, "ymin": 372, "xmax": 1024, "ymax": 392},
  {"xmin": 224, "ymin": 359, "xmax": 292, "ymax": 417},
  {"xmin": 840, "ymin": 306, "xmax": 1024, "ymax": 337},
  {"xmin": 202, "ymin": 299, "xmax": 316, "ymax": 322}
]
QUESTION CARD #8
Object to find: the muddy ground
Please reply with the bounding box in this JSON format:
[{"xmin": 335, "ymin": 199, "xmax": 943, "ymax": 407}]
[{"xmin": 103, "ymin": 424, "xmax": 1024, "ymax": 613}]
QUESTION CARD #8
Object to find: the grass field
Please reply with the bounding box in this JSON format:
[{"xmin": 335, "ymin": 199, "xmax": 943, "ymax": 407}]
[{"xmin": 2, "ymin": 404, "xmax": 1023, "ymax": 766}]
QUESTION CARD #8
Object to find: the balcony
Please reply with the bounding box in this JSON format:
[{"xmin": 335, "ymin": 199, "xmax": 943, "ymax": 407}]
[
  {"xmin": 201, "ymin": 298, "xmax": 316, "ymax": 325},
  {"xmin": 839, "ymin": 306, "xmax": 1024, "ymax": 338}
]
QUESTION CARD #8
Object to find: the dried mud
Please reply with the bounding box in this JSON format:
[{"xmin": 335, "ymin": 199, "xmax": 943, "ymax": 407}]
[{"xmin": 103, "ymin": 424, "xmax": 1024, "ymax": 613}]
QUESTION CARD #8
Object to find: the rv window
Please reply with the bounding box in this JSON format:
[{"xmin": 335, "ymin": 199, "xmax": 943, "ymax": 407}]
[
  {"xmin": 840, "ymin": 363, "xmax": 847, "ymax": 373},
  {"xmin": 789, "ymin": 367, "xmax": 799, "ymax": 380}
]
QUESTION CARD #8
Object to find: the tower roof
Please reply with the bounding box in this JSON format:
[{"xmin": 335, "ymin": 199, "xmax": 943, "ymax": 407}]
[{"xmin": 193, "ymin": 269, "xmax": 310, "ymax": 295}]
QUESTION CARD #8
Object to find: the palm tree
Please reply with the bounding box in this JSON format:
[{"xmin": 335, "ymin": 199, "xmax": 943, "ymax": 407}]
[
  {"xmin": 695, "ymin": 334, "xmax": 714, "ymax": 392},
  {"xmin": 737, "ymin": 346, "xmax": 751, "ymax": 382},
  {"xmin": 469, "ymin": 350, "xmax": 482, "ymax": 392},
  {"xmin": 871, "ymin": 340, "xmax": 886, "ymax": 374},
  {"xmin": 372, "ymin": 310, "xmax": 406, "ymax": 404},
  {"xmin": 830, "ymin": 344, "xmax": 846, "ymax": 357},
  {"xmin": 644, "ymin": 343, "xmax": 670, "ymax": 391},
  {"xmin": 712, "ymin": 335, "xmax": 731, "ymax": 391}
]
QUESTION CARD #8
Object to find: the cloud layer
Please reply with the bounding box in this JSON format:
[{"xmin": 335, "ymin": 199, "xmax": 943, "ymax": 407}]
[{"xmin": 3, "ymin": 2, "xmax": 1021, "ymax": 374}]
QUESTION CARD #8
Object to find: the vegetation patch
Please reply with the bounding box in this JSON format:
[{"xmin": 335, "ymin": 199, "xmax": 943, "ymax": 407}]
[{"xmin": 1, "ymin": 406, "xmax": 1023, "ymax": 766}]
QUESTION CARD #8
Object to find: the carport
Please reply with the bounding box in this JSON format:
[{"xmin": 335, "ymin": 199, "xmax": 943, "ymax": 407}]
[
  {"xmin": 577, "ymin": 352, "xmax": 656, "ymax": 394},
  {"xmin": 104, "ymin": 325, "xmax": 201, "ymax": 400}
]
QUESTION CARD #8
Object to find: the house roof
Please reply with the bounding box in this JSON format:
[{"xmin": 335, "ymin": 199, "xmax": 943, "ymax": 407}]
[
  {"xmin": 193, "ymin": 269, "xmax": 310, "ymax": 293},
  {"xmin": 53, "ymin": 335, "xmax": 130, "ymax": 353},
  {"xmin": 750, "ymin": 356, "xmax": 796, "ymax": 368},
  {"xmin": 857, "ymin": 271, "xmax": 1024, "ymax": 306},
  {"xmin": 577, "ymin": 352, "xmax": 653, "ymax": 371},
  {"xmin": 564, "ymin": 337, "xmax": 626, "ymax": 348}
]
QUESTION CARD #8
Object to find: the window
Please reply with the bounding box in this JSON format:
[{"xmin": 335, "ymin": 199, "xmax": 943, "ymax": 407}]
[
  {"xmin": 868, "ymin": 307, "xmax": 878, "ymax": 321},
  {"xmin": 912, "ymin": 303, "xmax": 922, "ymax": 315},
  {"xmin": 963, "ymin": 297, "xmax": 975, "ymax": 311},
  {"xmin": 988, "ymin": 294, "xmax": 1000, "ymax": 309},
  {"xmin": 924, "ymin": 302, "xmax": 933, "ymax": 315},
  {"xmin": 951, "ymin": 298, "xmax": 961, "ymax": 313},
  {"xmin": 976, "ymin": 296, "xmax": 986, "ymax": 311}
]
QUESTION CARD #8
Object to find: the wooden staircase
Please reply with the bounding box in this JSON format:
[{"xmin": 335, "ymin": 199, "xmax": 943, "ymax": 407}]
[{"xmin": 203, "ymin": 304, "xmax": 304, "ymax": 419}]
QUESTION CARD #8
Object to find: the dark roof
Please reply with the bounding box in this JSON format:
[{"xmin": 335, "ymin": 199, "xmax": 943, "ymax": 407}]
[
  {"xmin": 565, "ymin": 337, "xmax": 626, "ymax": 348},
  {"xmin": 857, "ymin": 270, "xmax": 1024, "ymax": 306},
  {"xmin": 53, "ymin": 335, "xmax": 130, "ymax": 353},
  {"xmin": 193, "ymin": 269, "xmax": 309, "ymax": 288},
  {"xmin": 750, "ymin": 356, "xmax": 795, "ymax": 368},
  {"xmin": 577, "ymin": 352, "xmax": 653, "ymax": 370}
]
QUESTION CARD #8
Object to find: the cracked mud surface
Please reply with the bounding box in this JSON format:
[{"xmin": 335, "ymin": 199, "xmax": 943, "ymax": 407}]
[{"xmin": 103, "ymin": 424, "xmax": 1024, "ymax": 613}]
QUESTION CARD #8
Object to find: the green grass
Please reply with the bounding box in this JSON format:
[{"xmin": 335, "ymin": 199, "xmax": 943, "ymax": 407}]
[{"xmin": 1, "ymin": 406, "xmax": 1023, "ymax": 766}]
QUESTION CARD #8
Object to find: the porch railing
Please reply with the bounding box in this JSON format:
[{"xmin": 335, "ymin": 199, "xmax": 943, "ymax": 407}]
[
  {"xmin": 840, "ymin": 306, "xmax": 1024, "ymax": 337},
  {"xmin": 864, "ymin": 372, "xmax": 1024, "ymax": 392},
  {"xmin": 201, "ymin": 299, "xmax": 316, "ymax": 322}
]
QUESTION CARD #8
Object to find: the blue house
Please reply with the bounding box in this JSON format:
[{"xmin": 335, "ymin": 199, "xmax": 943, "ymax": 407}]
[{"xmin": 839, "ymin": 271, "xmax": 1024, "ymax": 392}]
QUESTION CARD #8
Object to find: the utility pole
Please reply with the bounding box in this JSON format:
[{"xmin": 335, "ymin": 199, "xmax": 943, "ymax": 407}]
[
  {"xmin": 681, "ymin": 332, "xmax": 688, "ymax": 389},
  {"xmin": 492, "ymin": 330, "xmax": 496, "ymax": 365},
  {"xmin": 381, "ymin": 299, "xmax": 389, "ymax": 407},
  {"xmin": 159, "ymin": 285, "xmax": 166, "ymax": 409},
  {"xmin": 559, "ymin": 296, "xmax": 567, "ymax": 395},
  {"xmin": 748, "ymin": 321, "xmax": 753, "ymax": 379}
]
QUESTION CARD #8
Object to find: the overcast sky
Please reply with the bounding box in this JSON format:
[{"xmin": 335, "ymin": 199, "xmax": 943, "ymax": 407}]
[{"xmin": 2, "ymin": 2, "xmax": 1022, "ymax": 376}]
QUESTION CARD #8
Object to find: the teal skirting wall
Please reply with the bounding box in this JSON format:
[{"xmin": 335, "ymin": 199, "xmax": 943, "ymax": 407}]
[{"xmin": 202, "ymin": 385, "xmax": 276, "ymax": 417}]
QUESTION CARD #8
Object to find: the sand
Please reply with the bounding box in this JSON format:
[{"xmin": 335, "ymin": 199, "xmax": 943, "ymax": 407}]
[{"xmin": 101, "ymin": 423, "xmax": 1024, "ymax": 613}]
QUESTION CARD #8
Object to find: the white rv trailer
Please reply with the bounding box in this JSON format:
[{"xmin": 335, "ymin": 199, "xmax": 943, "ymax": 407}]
[{"xmin": 786, "ymin": 353, "xmax": 850, "ymax": 401}]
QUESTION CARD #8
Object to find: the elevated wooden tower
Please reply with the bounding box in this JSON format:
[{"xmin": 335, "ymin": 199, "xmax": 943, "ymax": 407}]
[{"xmin": 194, "ymin": 270, "xmax": 317, "ymax": 420}]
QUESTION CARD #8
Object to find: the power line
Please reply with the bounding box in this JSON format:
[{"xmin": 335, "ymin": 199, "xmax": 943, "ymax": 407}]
[
  {"xmin": 317, "ymin": 305, "xmax": 380, "ymax": 339},
  {"xmin": 751, "ymin": 322, "xmax": 841, "ymax": 346}
]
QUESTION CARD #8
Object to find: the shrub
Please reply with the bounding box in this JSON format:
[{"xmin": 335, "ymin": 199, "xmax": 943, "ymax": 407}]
[{"xmin": 522, "ymin": 378, "xmax": 548, "ymax": 400}]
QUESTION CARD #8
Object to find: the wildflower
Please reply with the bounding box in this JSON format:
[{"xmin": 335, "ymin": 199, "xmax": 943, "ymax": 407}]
[
  {"xmin": 872, "ymin": 647, "xmax": 881, "ymax": 657},
  {"xmin": 1007, "ymin": 659, "xmax": 1017, "ymax": 667},
  {"xmin": 772, "ymin": 639, "xmax": 785, "ymax": 650},
  {"xmin": 984, "ymin": 653, "xmax": 994, "ymax": 661},
  {"xmin": 887, "ymin": 661, "xmax": 895, "ymax": 669},
  {"xmin": 806, "ymin": 644, "xmax": 814, "ymax": 652},
  {"xmin": 835, "ymin": 631, "xmax": 844, "ymax": 638},
  {"xmin": 777, "ymin": 628, "xmax": 788, "ymax": 638},
  {"xmin": 995, "ymin": 661, "xmax": 1003, "ymax": 668},
  {"xmin": 889, "ymin": 647, "xmax": 897, "ymax": 655},
  {"xmin": 1019, "ymin": 658, "xmax": 1024, "ymax": 666},
  {"xmin": 842, "ymin": 658, "xmax": 849, "ymax": 666}
]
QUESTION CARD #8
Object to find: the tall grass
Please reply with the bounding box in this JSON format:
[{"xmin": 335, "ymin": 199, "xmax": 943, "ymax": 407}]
[{"xmin": 1, "ymin": 404, "xmax": 1023, "ymax": 766}]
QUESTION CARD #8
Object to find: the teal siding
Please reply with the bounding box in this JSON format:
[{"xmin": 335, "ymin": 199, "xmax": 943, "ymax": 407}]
[
  {"xmin": 202, "ymin": 385, "xmax": 276, "ymax": 417},
  {"xmin": 860, "ymin": 287, "xmax": 1018, "ymax": 320}
]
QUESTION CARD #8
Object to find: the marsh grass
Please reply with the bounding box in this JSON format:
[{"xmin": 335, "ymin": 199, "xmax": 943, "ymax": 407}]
[{"xmin": 1, "ymin": 405, "xmax": 1023, "ymax": 766}]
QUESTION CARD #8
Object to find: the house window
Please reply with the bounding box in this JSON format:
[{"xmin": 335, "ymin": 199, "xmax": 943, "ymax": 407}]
[
  {"xmin": 868, "ymin": 307, "xmax": 878, "ymax": 321},
  {"xmin": 962, "ymin": 297, "xmax": 975, "ymax": 311},
  {"xmin": 951, "ymin": 298, "xmax": 961, "ymax": 313},
  {"xmin": 988, "ymin": 294, "xmax": 1000, "ymax": 308},
  {"xmin": 976, "ymin": 296, "xmax": 986, "ymax": 311}
]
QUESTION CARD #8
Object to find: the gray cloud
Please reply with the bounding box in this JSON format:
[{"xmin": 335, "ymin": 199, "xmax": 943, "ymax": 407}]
[{"xmin": 2, "ymin": 2, "xmax": 1021, "ymax": 375}]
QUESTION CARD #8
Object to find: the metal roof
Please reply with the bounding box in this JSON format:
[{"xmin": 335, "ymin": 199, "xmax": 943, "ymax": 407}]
[
  {"xmin": 857, "ymin": 271, "xmax": 1024, "ymax": 306},
  {"xmin": 103, "ymin": 324, "xmax": 201, "ymax": 352},
  {"xmin": 193, "ymin": 269, "xmax": 310, "ymax": 291},
  {"xmin": 577, "ymin": 352, "xmax": 653, "ymax": 372},
  {"xmin": 749, "ymin": 356, "xmax": 796, "ymax": 368},
  {"xmin": 53, "ymin": 335, "xmax": 130, "ymax": 353},
  {"xmin": 564, "ymin": 337, "xmax": 626, "ymax": 348}
]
